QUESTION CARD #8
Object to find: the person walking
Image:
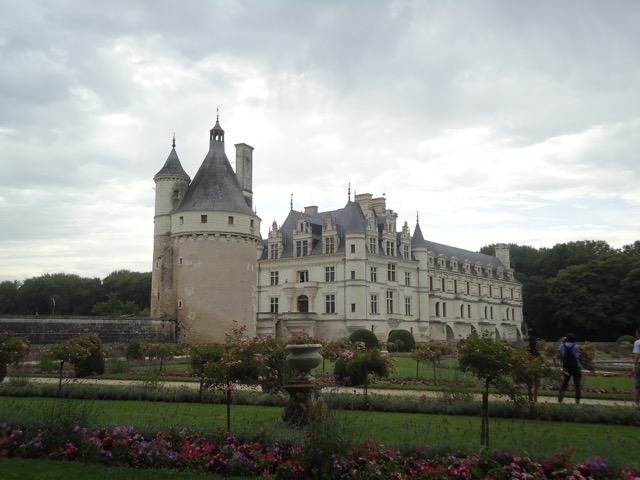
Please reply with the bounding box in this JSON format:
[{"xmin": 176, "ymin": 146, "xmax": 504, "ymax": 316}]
[
  {"xmin": 633, "ymin": 327, "xmax": 640, "ymax": 410},
  {"xmin": 558, "ymin": 333, "xmax": 582, "ymax": 404}
]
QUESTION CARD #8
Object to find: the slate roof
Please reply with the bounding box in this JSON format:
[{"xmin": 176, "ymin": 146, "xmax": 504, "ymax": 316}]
[
  {"xmin": 175, "ymin": 123, "xmax": 254, "ymax": 215},
  {"xmin": 260, "ymin": 199, "xmax": 508, "ymax": 270},
  {"xmin": 154, "ymin": 147, "xmax": 190, "ymax": 180}
]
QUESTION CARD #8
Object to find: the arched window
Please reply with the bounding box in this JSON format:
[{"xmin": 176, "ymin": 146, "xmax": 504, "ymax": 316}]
[
  {"xmin": 435, "ymin": 302, "xmax": 440, "ymax": 317},
  {"xmin": 297, "ymin": 295, "xmax": 309, "ymax": 313}
]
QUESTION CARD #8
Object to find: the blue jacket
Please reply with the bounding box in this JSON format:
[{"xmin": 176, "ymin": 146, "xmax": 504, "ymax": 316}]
[{"xmin": 557, "ymin": 342, "xmax": 583, "ymax": 370}]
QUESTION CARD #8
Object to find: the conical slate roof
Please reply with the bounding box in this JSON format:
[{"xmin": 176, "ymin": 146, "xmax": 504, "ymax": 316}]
[
  {"xmin": 154, "ymin": 147, "xmax": 190, "ymax": 181},
  {"xmin": 175, "ymin": 125, "xmax": 254, "ymax": 215}
]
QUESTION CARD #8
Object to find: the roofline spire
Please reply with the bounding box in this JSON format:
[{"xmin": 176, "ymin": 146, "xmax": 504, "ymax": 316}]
[
  {"xmin": 348, "ymin": 182, "xmax": 351, "ymax": 202},
  {"xmin": 172, "ymin": 133, "xmax": 176, "ymax": 148},
  {"xmin": 416, "ymin": 211, "xmax": 420, "ymax": 223},
  {"xmin": 290, "ymin": 193, "xmax": 293, "ymax": 212}
]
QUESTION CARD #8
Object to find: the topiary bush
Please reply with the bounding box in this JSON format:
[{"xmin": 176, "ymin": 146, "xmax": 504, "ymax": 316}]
[
  {"xmin": 616, "ymin": 335, "xmax": 635, "ymax": 345},
  {"xmin": 348, "ymin": 329, "xmax": 379, "ymax": 349},
  {"xmin": 125, "ymin": 342, "xmax": 144, "ymax": 361},
  {"xmin": 387, "ymin": 329, "xmax": 416, "ymax": 352}
]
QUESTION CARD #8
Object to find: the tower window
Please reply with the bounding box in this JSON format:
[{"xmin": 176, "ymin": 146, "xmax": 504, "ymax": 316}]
[
  {"xmin": 179, "ymin": 216, "xmax": 184, "ymax": 225},
  {"xmin": 270, "ymin": 271, "xmax": 279, "ymax": 286},
  {"xmin": 173, "ymin": 190, "xmax": 180, "ymax": 199},
  {"xmin": 371, "ymin": 294, "xmax": 378, "ymax": 314},
  {"xmin": 201, "ymin": 215, "xmax": 208, "ymax": 223},
  {"xmin": 298, "ymin": 270, "xmax": 309, "ymax": 283},
  {"xmin": 351, "ymin": 303, "xmax": 356, "ymax": 313},
  {"xmin": 350, "ymin": 244, "xmax": 356, "ymax": 253},
  {"xmin": 325, "ymin": 266, "xmax": 335, "ymax": 282},
  {"xmin": 228, "ymin": 216, "xmax": 234, "ymax": 225},
  {"xmin": 177, "ymin": 300, "xmax": 183, "ymax": 309},
  {"xmin": 387, "ymin": 263, "xmax": 396, "ymax": 282}
]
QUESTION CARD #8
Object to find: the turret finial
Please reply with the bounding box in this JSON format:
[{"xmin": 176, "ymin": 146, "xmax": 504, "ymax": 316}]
[
  {"xmin": 290, "ymin": 193, "xmax": 293, "ymax": 212},
  {"xmin": 172, "ymin": 133, "xmax": 176, "ymax": 148},
  {"xmin": 348, "ymin": 182, "xmax": 351, "ymax": 202},
  {"xmin": 217, "ymin": 105, "xmax": 219, "ymax": 123},
  {"xmin": 416, "ymin": 211, "xmax": 420, "ymax": 223}
]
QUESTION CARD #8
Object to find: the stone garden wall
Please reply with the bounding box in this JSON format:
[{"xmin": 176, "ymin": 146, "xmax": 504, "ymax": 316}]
[{"xmin": 0, "ymin": 315, "xmax": 176, "ymax": 345}]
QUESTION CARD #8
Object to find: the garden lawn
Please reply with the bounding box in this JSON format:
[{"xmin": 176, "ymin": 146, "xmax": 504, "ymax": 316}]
[{"xmin": 1, "ymin": 396, "xmax": 638, "ymax": 467}]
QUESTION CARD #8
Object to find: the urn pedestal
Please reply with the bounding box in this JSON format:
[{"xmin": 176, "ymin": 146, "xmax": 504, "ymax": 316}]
[{"xmin": 282, "ymin": 344, "xmax": 329, "ymax": 426}]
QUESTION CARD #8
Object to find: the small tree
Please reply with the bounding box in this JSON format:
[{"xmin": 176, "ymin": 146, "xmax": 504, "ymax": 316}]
[
  {"xmin": 320, "ymin": 338, "xmax": 351, "ymax": 372},
  {"xmin": 49, "ymin": 333, "xmax": 104, "ymax": 394},
  {"xmin": 457, "ymin": 333, "xmax": 514, "ymax": 446},
  {"xmin": 510, "ymin": 347, "xmax": 556, "ymax": 408},
  {"xmin": 0, "ymin": 331, "xmax": 30, "ymax": 382},
  {"xmin": 334, "ymin": 343, "xmax": 395, "ymax": 405},
  {"xmin": 411, "ymin": 340, "xmax": 447, "ymax": 382},
  {"xmin": 202, "ymin": 322, "xmax": 276, "ymax": 432},
  {"xmin": 142, "ymin": 343, "xmax": 182, "ymax": 372},
  {"xmin": 190, "ymin": 344, "xmax": 224, "ymax": 402}
]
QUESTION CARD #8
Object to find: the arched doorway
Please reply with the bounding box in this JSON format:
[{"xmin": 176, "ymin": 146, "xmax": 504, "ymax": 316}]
[
  {"xmin": 297, "ymin": 295, "xmax": 309, "ymax": 313},
  {"xmin": 494, "ymin": 327, "xmax": 501, "ymax": 339}
]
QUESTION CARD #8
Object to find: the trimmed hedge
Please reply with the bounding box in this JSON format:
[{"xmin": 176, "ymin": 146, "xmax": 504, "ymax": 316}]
[
  {"xmin": 348, "ymin": 329, "xmax": 379, "ymax": 349},
  {"xmin": 387, "ymin": 330, "xmax": 416, "ymax": 352}
]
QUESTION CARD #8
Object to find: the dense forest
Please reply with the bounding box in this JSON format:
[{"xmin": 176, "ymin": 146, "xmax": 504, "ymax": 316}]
[
  {"xmin": 481, "ymin": 240, "xmax": 640, "ymax": 341},
  {"xmin": 1, "ymin": 239, "xmax": 639, "ymax": 341}
]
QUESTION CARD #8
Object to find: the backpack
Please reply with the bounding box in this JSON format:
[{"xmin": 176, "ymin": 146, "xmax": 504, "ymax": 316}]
[{"xmin": 562, "ymin": 343, "xmax": 578, "ymax": 372}]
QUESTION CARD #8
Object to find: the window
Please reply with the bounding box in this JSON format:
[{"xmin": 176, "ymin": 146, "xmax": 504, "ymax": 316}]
[
  {"xmin": 489, "ymin": 285, "xmax": 493, "ymax": 298},
  {"xmin": 270, "ymin": 271, "xmax": 279, "ymax": 286},
  {"xmin": 403, "ymin": 245, "xmax": 410, "ymax": 259},
  {"xmin": 435, "ymin": 302, "xmax": 440, "ymax": 317},
  {"xmin": 386, "ymin": 291, "xmax": 394, "ymax": 314},
  {"xmin": 228, "ymin": 216, "xmax": 234, "ymax": 225},
  {"xmin": 429, "ymin": 276, "xmax": 433, "ymax": 290},
  {"xmin": 177, "ymin": 300, "xmax": 183, "ymax": 309},
  {"xmin": 179, "ymin": 216, "xmax": 184, "ymax": 225},
  {"xmin": 454, "ymin": 280, "xmax": 458, "ymax": 293},
  {"xmin": 370, "ymin": 294, "xmax": 378, "ymax": 314},
  {"xmin": 369, "ymin": 237, "xmax": 377, "ymax": 254},
  {"xmin": 350, "ymin": 244, "xmax": 356, "ymax": 253},
  {"xmin": 443, "ymin": 302, "xmax": 447, "ymax": 317},
  {"xmin": 350, "ymin": 270, "xmax": 356, "ymax": 280},
  {"xmin": 468, "ymin": 305, "xmax": 471, "ymax": 318},
  {"xmin": 404, "ymin": 272, "xmax": 411, "ymax": 286},
  {"xmin": 386, "ymin": 241, "xmax": 395, "ymax": 256},
  {"xmin": 298, "ymin": 270, "xmax": 309, "ymax": 283},
  {"xmin": 466, "ymin": 281, "xmax": 470, "ymax": 294},
  {"xmin": 269, "ymin": 244, "xmax": 279, "ymax": 259},
  {"xmin": 179, "ymin": 257, "xmax": 183, "ymax": 266},
  {"xmin": 351, "ymin": 303, "xmax": 356, "ymax": 313},
  {"xmin": 490, "ymin": 306, "xmax": 494, "ymax": 319},
  {"xmin": 441, "ymin": 278, "xmax": 446, "ymax": 291},
  {"xmin": 173, "ymin": 190, "xmax": 180, "ymax": 199},
  {"xmin": 270, "ymin": 297, "xmax": 279, "ymax": 313},
  {"xmin": 296, "ymin": 240, "xmax": 309, "ymax": 257},
  {"xmin": 405, "ymin": 297, "xmax": 411, "ymax": 315},
  {"xmin": 325, "ymin": 294, "xmax": 336, "ymax": 313},
  {"xmin": 387, "ymin": 263, "xmax": 396, "ymax": 282},
  {"xmin": 325, "ymin": 237, "xmax": 335, "ymax": 254},
  {"xmin": 201, "ymin": 215, "xmax": 207, "ymax": 223},
  {"xmin": 460, "ymin": 304, "xmax": 465, "ymax": 318},
  {"xmin": 370, "ymin": 267, "xmax": 378, "ymax": 282},
  {"xmin": 250, "ymin": 219, "xmax": 254, "ymax": 228},
  {"xmin": 325, "ymin": 266, "xmax": 335, "ymax": 282}
]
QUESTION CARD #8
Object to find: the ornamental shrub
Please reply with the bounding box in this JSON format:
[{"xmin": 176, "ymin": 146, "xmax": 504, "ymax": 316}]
[
  {"xmin": 125, "ymin": 342, "xmax": 144, "ymax": 360},
  {"xmin": 348, "ymin": 329, "xmax": 379, "ymax": 349},
  {"xmin": 616, "ymin": 335, "xmax": 635, "ymax": 345},
  {"xmin": 387, "ymin": 329, "xmax": 415, "ymax": 352}
]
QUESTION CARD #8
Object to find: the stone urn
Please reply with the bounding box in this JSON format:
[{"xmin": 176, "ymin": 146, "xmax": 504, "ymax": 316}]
[{"xmin": 285, "ymin": 344, "xmax": 323, "ymax": 382}]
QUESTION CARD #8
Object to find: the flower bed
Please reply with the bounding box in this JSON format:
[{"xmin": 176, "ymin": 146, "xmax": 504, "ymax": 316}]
[{"xmin": 1, "ymin": 423, "xmax": 638, "ymax": 479}]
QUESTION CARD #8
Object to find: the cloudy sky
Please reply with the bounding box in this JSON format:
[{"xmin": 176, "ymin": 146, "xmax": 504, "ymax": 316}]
[{"xmin": 1, "ymin": 0, "xmax": 639, "ymax": 283}]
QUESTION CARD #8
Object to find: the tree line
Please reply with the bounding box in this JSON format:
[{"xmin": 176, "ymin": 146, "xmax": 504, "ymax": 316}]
[
  {"xmin": 481, "ymin": 239, "xmax": 640, "ymax": 341},
  {"xmin": 0, "ymin": 270, "xmax": 151, "ymax": 317}
]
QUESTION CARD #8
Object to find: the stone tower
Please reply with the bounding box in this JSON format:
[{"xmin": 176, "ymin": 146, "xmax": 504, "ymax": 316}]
[{"xmin": 151, "ymin": 117, "xmax": 262, "ymax": 343}]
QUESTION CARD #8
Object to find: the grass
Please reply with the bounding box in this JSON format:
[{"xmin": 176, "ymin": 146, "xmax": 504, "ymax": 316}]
[
  {"xmin": 0, "ymin": 457, "xmax": 240, "ymax": 479},
  {"xmin": 1, "ymin": 396, "xmax": 638, "ymax": 466}
]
